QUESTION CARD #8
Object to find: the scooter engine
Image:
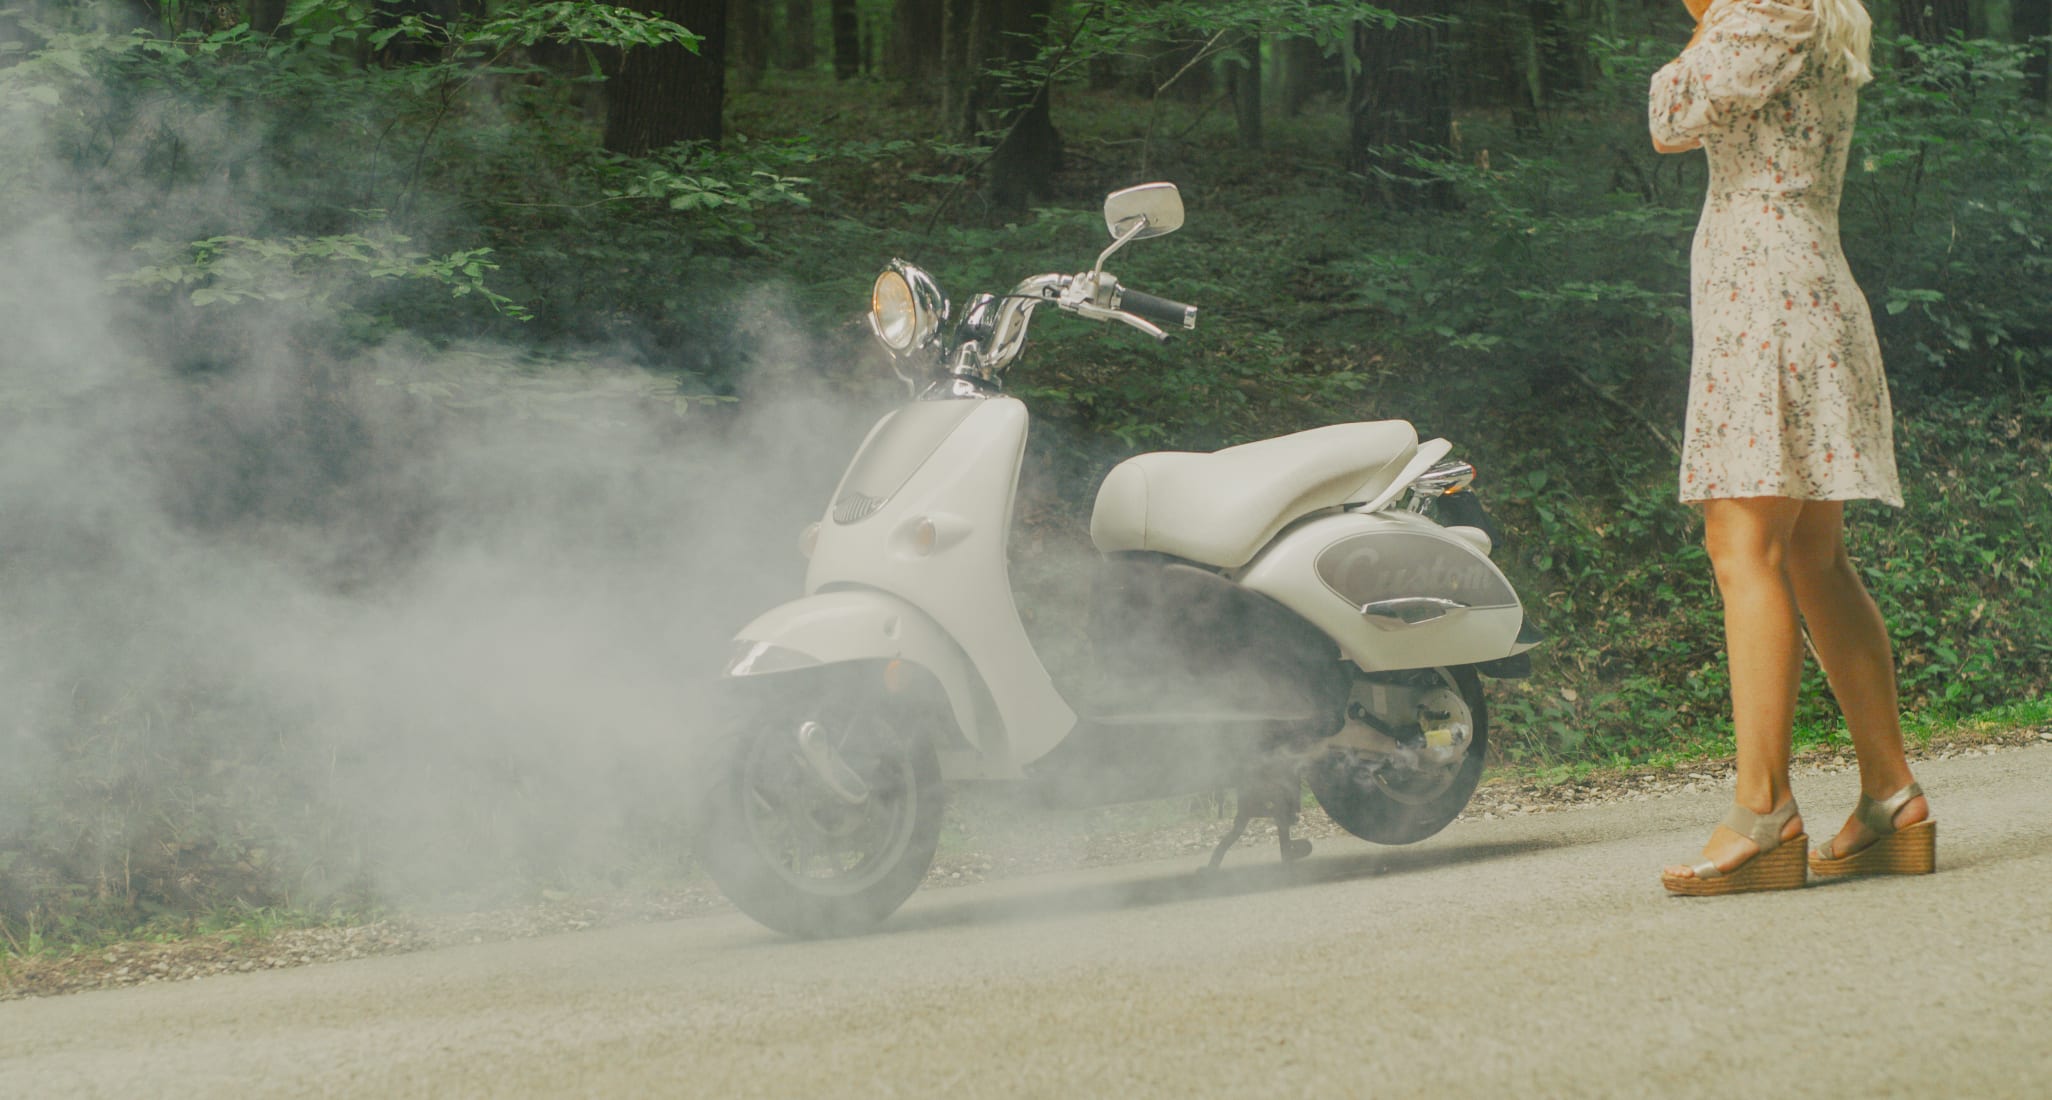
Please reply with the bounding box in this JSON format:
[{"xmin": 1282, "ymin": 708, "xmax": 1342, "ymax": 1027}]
[{"xmin": 1320, "ymin": 674, "xmax": 1474, "ymax": 801}]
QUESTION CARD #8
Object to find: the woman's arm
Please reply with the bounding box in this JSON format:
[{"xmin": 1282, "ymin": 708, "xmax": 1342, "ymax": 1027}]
[
  {"xmin": 1652, "ymin": 17, "xmax": 1710, "ymax": 153},
  {"xmin": 1648, "ymin": 0, "xmax": 1816, "ymax": 150}
]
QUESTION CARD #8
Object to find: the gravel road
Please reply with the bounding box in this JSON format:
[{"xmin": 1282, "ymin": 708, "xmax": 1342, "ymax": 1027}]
[{"xmin": 4, "ymin": 743, "xmax": 2047, "ymax": 1099}]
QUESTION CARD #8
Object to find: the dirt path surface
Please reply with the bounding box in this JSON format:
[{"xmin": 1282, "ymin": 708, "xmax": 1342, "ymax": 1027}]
[{"xmin": 4, "ymin": 743, "xmax": 2048, "ymax": 1098}]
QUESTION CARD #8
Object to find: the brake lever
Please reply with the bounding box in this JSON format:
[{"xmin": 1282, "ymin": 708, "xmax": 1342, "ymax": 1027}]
[
  {"xmin": 1074, "ymin": 302, "xmax": 1168, "ymax": 342},
  {"xmin": 1059, "ymin": 271, "xmax": 1169, "ymax": 342}
]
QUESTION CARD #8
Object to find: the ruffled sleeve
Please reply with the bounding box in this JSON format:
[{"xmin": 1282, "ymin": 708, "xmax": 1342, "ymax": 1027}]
[{"xmin": 1649, "ymin": 0, "xmax": 1816, "ymax": 145}]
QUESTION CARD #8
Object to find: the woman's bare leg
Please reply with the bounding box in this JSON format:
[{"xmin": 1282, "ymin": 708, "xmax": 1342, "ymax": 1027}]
[
  {"xmin": 1786, "ymin": 500, "xmax": 1927, "ymax": 853},
  {"xmin": 1665, "ymin": 496, "xmax": 1808, "ymax": 878}
]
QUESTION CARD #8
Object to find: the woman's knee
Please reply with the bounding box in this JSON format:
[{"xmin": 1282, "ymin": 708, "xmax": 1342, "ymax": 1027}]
[
  {"xmin": 1786, "ymin": 506, "xmax": 1855, "ymax": 589},
  {"xmin": 1704, "ymin": 523, "xmax": 1789, "ymax": 587},
  {"xmin": 1786, "ymin": 537, "xmax": 1856, "ymax": 595},
  {"xmin": 1702, "ymin": 498, "xmax": 1805, "ymax": 593}
]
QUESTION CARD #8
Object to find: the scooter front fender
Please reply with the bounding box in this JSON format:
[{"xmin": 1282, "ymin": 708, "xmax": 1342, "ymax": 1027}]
[{"xmin": 726, "ymin": 589, "xmax": 992, "ymax": 759}]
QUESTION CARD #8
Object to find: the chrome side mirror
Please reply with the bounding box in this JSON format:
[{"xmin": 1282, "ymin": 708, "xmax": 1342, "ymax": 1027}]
[{"xmin": 1103, "ymin": 182, "xmax": 1184, "ymax": 241}]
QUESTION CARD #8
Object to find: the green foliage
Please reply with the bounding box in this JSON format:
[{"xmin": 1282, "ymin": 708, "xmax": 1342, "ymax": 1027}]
[
  {"xmin": 1845, "ymin": 36, "xmax": 2052, "ymax": 391},
  {"xmin": 367, "ymin": 348, "xmax": 737, "ymax": 421},
  {"xmin": 1303, "ymin": 35, "xmax": 2052, "ymax": 762},
  {"xmin": 1853, "ymin": 394, "xmax": 2052, "ymax": 710},
  {"xmin": 1069, "ymin": 0, "xmax": 1404, "ymax": 68},
  {"xmin": 3, "ymin": 4, "xmax": 2048, "ymax": 951},
  {"xmin": 279, "ymin": 0, "xmax": 701, "ymax": 54},
  {"xmin": 109, "ymin": 232, "xmax": 528, "ymax": 317},
  {"xmin": 592, "ymin": 141, "xmax": 813, "ymax": 239},
  {"xmin": 0, "ymin": 0, "xmax": 742, "ymax": 345}
]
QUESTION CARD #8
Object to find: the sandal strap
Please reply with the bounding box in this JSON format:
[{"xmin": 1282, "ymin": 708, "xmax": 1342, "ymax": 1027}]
[
  {"xmin": 1689, "ymin": 859, "xmax": 1723, "ymax": 881},
  {"xmin": 1719, "ymin": 797, "xmax": 1800, "ymax": 853},
  {"xmin": 1853, "ymin": 781, "xmax": 1923, "ymax": 836}
]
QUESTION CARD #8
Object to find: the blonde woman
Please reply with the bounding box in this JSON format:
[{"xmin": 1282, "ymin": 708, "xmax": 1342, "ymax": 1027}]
[{"xmin": 1648, "ymin": 0, "xmax": 1934, "ymax": 894}]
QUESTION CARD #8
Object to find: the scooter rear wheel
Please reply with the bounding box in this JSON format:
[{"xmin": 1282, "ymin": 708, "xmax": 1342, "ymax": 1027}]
[
  {"xmin": 691, "ymin": 669, "xmax": 944, "ymax": 938},
  {"xmin": 1307, "ymin": 666, "xmax": 1487, "ymax": 845}
]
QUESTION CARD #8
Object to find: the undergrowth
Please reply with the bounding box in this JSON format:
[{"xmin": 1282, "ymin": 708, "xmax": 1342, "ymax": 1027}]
[{"xmin": 1, "ymin": 17, "xmax": 2046, "ymax": 949}]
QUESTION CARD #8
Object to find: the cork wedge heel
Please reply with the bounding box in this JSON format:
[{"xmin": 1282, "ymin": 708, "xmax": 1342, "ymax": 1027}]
[
  {"xmin": 1810, "ymin": 782, "xmax": 1935, "ymax": 878},
  {"xmin": 1662, "ymin": 798, "xmax": 1809, "ymax": 896}
]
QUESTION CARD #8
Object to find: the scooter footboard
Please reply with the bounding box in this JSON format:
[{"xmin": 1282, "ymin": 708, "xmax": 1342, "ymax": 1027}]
[
  {"xmin": 1238, "ymin": 511, "xmax": 1524, "ymax": 673},
  {"xmin": 726, "ymin": 589, "xmax": 991, "ymax": 756}
]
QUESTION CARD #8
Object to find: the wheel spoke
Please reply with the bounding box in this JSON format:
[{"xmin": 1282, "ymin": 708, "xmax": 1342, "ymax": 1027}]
[
  {"xmin": 788, "ymin": 822, "xmax": 821, "ymax": 878},
  {"xmin": 715, "ymin": 688, "xmax": 937, "ymax": 917}
]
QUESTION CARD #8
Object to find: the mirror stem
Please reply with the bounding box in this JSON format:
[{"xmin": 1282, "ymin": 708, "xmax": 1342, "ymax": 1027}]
[{"xmin": 1090, "ymin": 216, "xmax": 1150, "ymax": 283}]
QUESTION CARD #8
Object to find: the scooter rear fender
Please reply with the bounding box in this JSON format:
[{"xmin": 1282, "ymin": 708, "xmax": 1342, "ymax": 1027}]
[
  {"xmin": 1238, "ymin": 509, "xmax": 1525, "ymax": 673},
  {"xmin": 725, "ymin": 588, "xmax": 996, "ymax": 764}
]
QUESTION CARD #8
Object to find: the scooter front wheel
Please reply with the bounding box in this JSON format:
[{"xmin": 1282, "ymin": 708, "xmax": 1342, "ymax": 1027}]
[
  {"xmin": 691, "ymin": 669, "xmax": 944, "ymax": 938},
  {"xmin": 1307, "ymin": 666, "xmax": 1488, "ymax": 846}
]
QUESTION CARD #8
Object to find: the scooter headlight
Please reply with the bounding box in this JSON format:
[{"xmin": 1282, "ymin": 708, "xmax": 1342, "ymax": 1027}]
[
  {"xmin": 871, "ymin": 271, "xmax": 917, "ymax": 351},
  {"xmin": 867, "ymin": 260, "xmax": 947, "ymax": 359}
]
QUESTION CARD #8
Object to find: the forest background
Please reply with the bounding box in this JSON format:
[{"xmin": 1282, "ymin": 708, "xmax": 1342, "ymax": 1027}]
[{"xmin": 1, "ymin": 0, "xmax": 2047, "ymax": 950}]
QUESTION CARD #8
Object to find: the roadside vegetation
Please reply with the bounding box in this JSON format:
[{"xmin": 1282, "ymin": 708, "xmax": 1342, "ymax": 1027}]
[{"xmin": 1, "ymin": 0, "xmax": 2046, "ymax": 956}]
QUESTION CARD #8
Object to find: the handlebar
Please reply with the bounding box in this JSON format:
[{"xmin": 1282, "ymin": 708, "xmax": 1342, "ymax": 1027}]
[
  {"xmin": 955, "ymin": 271, "xmax": 1200, "ymax": 381},
  {"xmin": 1114, "ymin": 287, "xmax": 1198, "ymax": 331}
]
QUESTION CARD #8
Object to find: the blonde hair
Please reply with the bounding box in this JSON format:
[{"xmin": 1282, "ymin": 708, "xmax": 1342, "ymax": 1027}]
[{"xmin": 1814, "ymin": 0, "xmax": 1875, "ymax": 85}]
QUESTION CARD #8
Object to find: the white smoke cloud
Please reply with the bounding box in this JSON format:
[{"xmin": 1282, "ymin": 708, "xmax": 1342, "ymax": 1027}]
[{"xmin": 0, "ymin": 112, "xmax": 887, "ymax": 916}]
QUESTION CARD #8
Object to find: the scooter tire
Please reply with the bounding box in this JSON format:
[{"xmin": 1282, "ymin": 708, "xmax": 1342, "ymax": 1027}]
[
  {"xmin": 1307, "ymin": 666, "xmax": 1488, "ymax": 846},
  {"xmin": 690, "ymin": 674, "xmax": 945, "ymax": 939}
]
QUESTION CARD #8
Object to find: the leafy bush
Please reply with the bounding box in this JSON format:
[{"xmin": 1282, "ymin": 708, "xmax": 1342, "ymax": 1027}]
[
  {"xmin": 1297, "ymin": 34, "xmax": 2052, "ymax": 761},
  {"xmin": 1847, "ymin": 36, "xmax": 2052, "ymax": 394},
  {"xmin": 3, "ymin": 8, "xmax": 2047, "ymax": 951}
]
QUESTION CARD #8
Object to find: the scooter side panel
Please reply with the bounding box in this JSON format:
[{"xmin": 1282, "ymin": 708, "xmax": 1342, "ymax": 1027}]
[
  {"xmin": 804, "ymin": 397, "xmax": 1078, "ymax": 766},
  {"xmin": 1238, "ymin": 510, "xmax": 1524, "ymax": 673},
  {"xmin": 727, "ymin": 590, "xmax": 1001, "ymax": 767}
]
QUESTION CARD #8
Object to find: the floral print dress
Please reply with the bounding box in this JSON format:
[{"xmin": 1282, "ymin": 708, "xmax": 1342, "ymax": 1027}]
[{"xmin": 1650, "ymin": 0, "xmax": 1902, "ymax": 506}]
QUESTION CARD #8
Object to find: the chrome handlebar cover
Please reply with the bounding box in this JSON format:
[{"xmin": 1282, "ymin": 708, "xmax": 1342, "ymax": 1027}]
[{"xmin": 933, "ymin": 271, "xmax": 1168, "ymax": 394}]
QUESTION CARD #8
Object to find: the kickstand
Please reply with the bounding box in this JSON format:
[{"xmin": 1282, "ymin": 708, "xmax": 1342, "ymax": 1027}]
[{"xmin": 1205, "ymin": 772, "xmax": 1313, "ymax": 871}]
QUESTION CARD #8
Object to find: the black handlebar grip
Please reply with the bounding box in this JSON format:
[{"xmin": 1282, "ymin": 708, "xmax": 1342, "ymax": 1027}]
[{"xmin": 1117, "ymin": 288, "xmax": 1198, "ymax": 331}]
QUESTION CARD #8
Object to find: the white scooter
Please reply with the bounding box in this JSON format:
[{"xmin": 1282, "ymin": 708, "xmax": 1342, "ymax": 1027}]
[{"xmin": 694, "ymin": 183, "xmax": 1541, "ymax": 936}]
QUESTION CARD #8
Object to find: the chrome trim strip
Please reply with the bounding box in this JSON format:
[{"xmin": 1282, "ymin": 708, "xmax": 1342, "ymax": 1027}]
[{"xmin": 1360, "ymin": 596, "xmax": 1469, "ymax": 628}]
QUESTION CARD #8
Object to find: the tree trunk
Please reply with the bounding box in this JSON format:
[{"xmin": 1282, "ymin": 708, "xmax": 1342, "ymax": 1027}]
[
  {"xmin": 729, "ymin": 0, "xmax": 768, "ymax": 89},
  {"xmin": 2016, "ymin": 0, "xmax": 2049, "ymax": 102},
  {"xmin": 985, "ymin": 0, "xmax": 1059, "ymax": 214},
  {"xmin": 1349, "ymin": 0, "xmax": 1455, "ymax": 209},
  {"xmin": 1528, "ymin": 0, "xmax": 1582, "ymax": 99},
  {"xmin": 941, "ymin": 0, "xmax": 995, "ymax": 140},
  {"xmin": 1474, "ymin": 0, "xmax": 1540, "ymax": 133},
  {"xmin": 1229, "ymin": 32, "xmax": 1262, "ymax": 148},
  {"xmin": 941, "ymin": 0, "xmax": 967, "ymax": 129},
  {"xmin": 889, "ymin": 0, "xmax": 944, "ymax": 86},
  {"xmin": 1273, "ymin": 35, "xmax": 1322, "ymax": 117},
  {"xmin": 782, "ymin": 0, "xmax": 816, "ymax": 69},
  {"xmin": 250, "ymin": 0, "xmax": 289, "ymax": 34},
  {"xmin": 1966, "ymin": 0, "xmax": 2004, "ymax": 38},
  {"xmin": 603, "ymin": 0, "xmax": 727, "ymax": 155},
  {"xmin": 988, "ymin": 84, "xmax": 1058, "ymax": 213},
  {"xmin": 1897, "ymin": 0, "xmax": 1971, "ymax": 43},
  {"xmin": 831, "ymin": 0, "xmax": 859, "ymax": 78}
]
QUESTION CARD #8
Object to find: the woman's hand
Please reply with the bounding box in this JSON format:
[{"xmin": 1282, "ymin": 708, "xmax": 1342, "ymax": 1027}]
[
  {"xmin": 1683, "ymin": 0, "xmax": 1716, "ymax": 51},
  {"xmin": 1653, "ymin": 135, "xmax": 1703, "ymax": 154}
]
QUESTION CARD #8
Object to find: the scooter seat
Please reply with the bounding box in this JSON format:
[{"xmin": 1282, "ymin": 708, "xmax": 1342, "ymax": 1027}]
[{"xmin": 1089, "ymin": 421, "xmax": 1419, "ymax": 569}]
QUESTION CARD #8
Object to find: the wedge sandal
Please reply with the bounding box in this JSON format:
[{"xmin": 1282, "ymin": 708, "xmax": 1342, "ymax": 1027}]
[
  {"xmin": 1662, "ymin": 798, "xmax": 1808, "ymax": 896},
  {"xmin": 1810, "ymin": 781, "xmax": 1935, "ymax": 878}
]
